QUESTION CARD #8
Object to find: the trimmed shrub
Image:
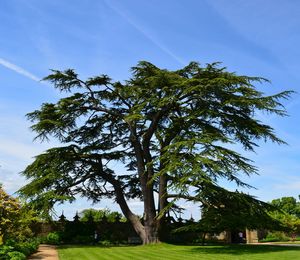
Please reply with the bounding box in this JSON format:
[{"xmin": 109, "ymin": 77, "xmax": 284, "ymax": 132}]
[
  {"xmin": 260, "ymin": 231, "xmax": 290, "ymax": 242},
  {"xmin": 45, "ymin": 232, "xmax": 62, "ymax": 245}
]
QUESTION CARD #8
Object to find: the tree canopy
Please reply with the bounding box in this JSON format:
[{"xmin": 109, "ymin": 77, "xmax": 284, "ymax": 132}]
[
  {"xmin": 79, "ymin": 208, "xmax": 124, "ymax": 222},
  {"xmin": 268, "ymin": 196, "xmax": 300, "ymax": 233},
  {"xmin": 19, "ymin": 61, "xmax": 292, "ymax": 243},
  {"xmin": 182, "ymin": 185, "xmax": 285, "ymax": 236},
  {"xmin": 271, "ymin": 196, "xmax": 300, "ymax": 218},
  {"xmin": 0, "ymin": 185, "xmax": 20, "ymax": 242}
]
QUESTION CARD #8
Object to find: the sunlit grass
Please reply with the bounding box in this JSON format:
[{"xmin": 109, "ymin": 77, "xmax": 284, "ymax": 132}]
[{"xmin": 58, "ymin": 243, "xmax": 300, "ymax": 260}]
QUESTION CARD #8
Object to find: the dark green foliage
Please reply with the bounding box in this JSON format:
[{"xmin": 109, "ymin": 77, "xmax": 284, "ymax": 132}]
[
  {"xmin": 61, "ymin": 221, "xmax": 94, "ymax": 244},
  {"xmin": 59, "ymin": 219, "xmax": 135, "ymax": 244},
  {"xmin": 19, "ymin": 61, "xmax": 292, "ymax": 243},
  {"xmin": 174, "ymin": 185, "xmax": 285, "ymax": 240},
  {"xmin": 71, "ymin": 235, "xmax": 93, "ymax": 245},
  {"xmin": 198, "ymin": 185, "xmax": 285, "ymax": 232}
]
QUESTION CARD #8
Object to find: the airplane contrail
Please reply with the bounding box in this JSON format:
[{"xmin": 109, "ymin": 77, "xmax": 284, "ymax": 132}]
[
  {"xmin": 104, "ymin": 0, "xmax": 185, "ymax": 65},
  {"xmin": 0, "ymin": 57, "xmax": 40, "ymax": 82}
]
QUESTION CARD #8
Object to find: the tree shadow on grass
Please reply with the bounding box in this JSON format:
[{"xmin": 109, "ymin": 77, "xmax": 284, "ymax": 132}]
[
  {"xmin": 58, "ymin": 244, "xmax": 138, "ymax": 250},
  {"xmin": 189, "ymin": 245, "xmax": 300, "ymax": 255}
]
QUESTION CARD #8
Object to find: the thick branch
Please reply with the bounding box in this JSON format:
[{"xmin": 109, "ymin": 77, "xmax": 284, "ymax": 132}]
[{"xmin": 103, "ymin": 173, "xmax": 146, "ymax": 239}]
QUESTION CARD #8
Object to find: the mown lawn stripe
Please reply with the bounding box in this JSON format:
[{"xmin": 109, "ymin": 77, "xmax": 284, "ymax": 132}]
[{"xmin": 58, "ymin": 244, "xmax": 300, "ymax": 260}]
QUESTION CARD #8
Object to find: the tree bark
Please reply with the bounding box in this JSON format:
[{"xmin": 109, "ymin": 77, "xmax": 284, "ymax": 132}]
[
  {"xmin": 106, "ymin": 174, "xmax": 147, "ymax": 242},
  {"xmin": 157, "ymin": 173, "xmax": 168, "ymax": 239},
  {"xmin": 129, "ymin": 127, "xmax": 159, "ymax": 244}
]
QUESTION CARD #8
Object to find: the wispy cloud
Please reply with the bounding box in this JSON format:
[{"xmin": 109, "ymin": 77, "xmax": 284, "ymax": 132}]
[
  {"xmin": 0, "ymin": 57, "xmax": 40, "ymax": 82},
  {"xmin": 0, "ymin": 168, "xmax": 26, "ymax": 194},
  {"xmin": 0, "ymin": 138, "xmax": 46, "ymax": 161}
]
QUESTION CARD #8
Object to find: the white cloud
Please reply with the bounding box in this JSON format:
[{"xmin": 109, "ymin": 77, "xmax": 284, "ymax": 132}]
[
  {"xmin": 127, "ymin": 200, "xmax": 144, "ymax": 215},
  {"xmin": 0, "ymin": 168, "xmax": 26, "ymax": 194},
  {"xmin": 274, "ymin": 181, "xmax": 300, "ymax": 191},
  {"xmin": 0, "ymin": 57, "xmax": 40, "ymax": 82},
  {"xmin": 0, "ymin": 138, "xmax": 47, "ymax": 162}
]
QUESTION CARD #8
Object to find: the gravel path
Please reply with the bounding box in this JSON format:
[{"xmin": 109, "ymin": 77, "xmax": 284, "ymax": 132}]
[{"xmin": 28, "ymin": 244, "xmax": 59, "ymax": 260}]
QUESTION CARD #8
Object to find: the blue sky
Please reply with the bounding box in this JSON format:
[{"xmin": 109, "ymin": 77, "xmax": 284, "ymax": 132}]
[{"xmin": 1, "ymin": 0, "xmax": 300, "ymax": 220}]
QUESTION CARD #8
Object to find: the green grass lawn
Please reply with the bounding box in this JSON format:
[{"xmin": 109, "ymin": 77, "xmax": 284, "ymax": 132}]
[{"xmin": 58, "ymin": 243, "xmax": 300, "ymax": 260}]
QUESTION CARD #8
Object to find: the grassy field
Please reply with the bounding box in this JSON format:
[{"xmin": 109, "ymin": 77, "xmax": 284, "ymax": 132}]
[{"xmin": 58, "ymin": 243, "xmax": 300, "ymax": 260}]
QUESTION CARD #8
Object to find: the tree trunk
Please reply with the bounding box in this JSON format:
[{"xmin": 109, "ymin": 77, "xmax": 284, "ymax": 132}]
[
  {"xmin": 107, "ymin": 172, "xmax": 159, "ymax": 244},
  {"xmin": 141, "ymin": 180, "xmax": 159, "ymax": 244},
  {"xmin": 157, "ymin": 173, "xmax": 168, "ymax": 239},
  {"xmin": 143, "ymin": 220, "xmax": 159, "ymax": 244},
  {"xmin": 202, "ymin": 232, "xmax": 206, "ymax": 245},
  {"xmin": 129, "ymin": 130, "xmax": 160, "ymax": 244},
  {"xmin": 128, "ymin": 214, "xmax": 159, "ymax": 244}
]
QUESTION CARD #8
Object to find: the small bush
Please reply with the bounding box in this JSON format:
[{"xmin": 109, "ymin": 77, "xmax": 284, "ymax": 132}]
[
  {"xmin": 45, "ymin": 232, "xmax": 62, "ymax": 245},
  {"xmin": 0, "ymin": 246, "xmax": 27, "ymax": 260},
  {"xmin": 260, "ymin": 231, "xmax": 290, "ymax": 242},
  {"xmin": 14, "ymin": 240, "xmax": 39, "ymax": 256},
  {"xmin": 7, "ymin": 251, "xmax": 26, "ymax": 260},
  {"xmin": 0, "ymin": 245, "xmax": 14, "ymax": 259},
  {"xmin": 99, "ymin": 240, "xmax": 114, "ymax": 246},
  {"xmin": 0, "ymin": 239, "xmax": 39, "ymax": 259}
]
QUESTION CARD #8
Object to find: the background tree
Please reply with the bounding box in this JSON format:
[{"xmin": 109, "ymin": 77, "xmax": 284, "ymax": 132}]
[
  {"xmin": 0, "ymin": 185, "xmax": 20, "ymax": 243},
  {"xmin": 79, "ymin": 208, "xmax": 124, "ymax": 222},
  {"xmin": 271, "ymin": 197, "xmax": 300, "ymax": 217},
  {"xmin": 0, "ymin": 185, "xmax": 36, "ymax": 243},
  {"xmin": 268, "ymin": 196, "xmax": 300, "ymax": 235},
  {"xmin": 177, "ymin": 185, "xmax": 285, "ymax": 244},
  {"xmin": 19, "ymin": 61, "xmax": 291, "ymax": 244}
]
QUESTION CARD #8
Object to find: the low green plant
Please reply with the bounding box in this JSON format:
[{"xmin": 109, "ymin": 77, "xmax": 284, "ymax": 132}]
[
  {"xmin": 260, "ymin": 231, "xmax": 290, "ymax": 242},
  {"xmin": 45, "ymin": 232, "xmax": 62, "ymax": 245},
  {"xmin": 0, "ymin": 245, "xmax": 14, "ymax": 259},
  {"xmin": 99, "ymin": 240, "xmax": 114, "ymax": 246},
  {"xmin": 0, "ymin": 245, "xmax": 27, "ymax": 260},
  {"xmin": 0, "ymin": 239, "xmax": 39, "ymax": 259},
  {"xmin": 7, "ymin": 251, "xmax": 26, "ymax": 260},
  {"xmin": 14, "ymin": 240, "xmax": 39, "ymax": 256}
]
